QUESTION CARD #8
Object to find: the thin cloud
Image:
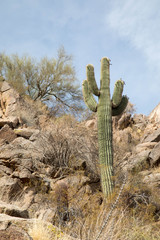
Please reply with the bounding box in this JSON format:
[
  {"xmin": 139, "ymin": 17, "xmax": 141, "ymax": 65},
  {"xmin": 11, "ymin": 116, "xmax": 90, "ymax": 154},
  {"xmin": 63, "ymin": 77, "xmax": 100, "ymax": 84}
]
[{"xmin": 106, "ymin": 0, "xmax": 160, "ymax": 69}]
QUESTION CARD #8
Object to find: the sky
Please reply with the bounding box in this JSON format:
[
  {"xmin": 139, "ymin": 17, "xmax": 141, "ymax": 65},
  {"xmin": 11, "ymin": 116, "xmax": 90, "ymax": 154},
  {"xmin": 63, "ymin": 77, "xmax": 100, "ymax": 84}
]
[{"xmin": 0, "ymin": 0, "xmax": 160, "ymax": 115}]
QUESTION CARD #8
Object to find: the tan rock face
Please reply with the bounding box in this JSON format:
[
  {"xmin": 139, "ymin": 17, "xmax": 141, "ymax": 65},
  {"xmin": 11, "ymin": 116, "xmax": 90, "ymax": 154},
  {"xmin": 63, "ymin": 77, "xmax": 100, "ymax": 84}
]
[
  {"xmin": 85, "ymin": 119, "xmax": 97, "ymax": 129},
  {"xmin": 142, "ymin": 128, "xmax": 160, "ymax": 143},
  {"xmin": 117, "ymin": 113, "xmax": 131, "ymax": 130},
  {"xmin": 0, "ymin": 201, "xmax": 29, "ymax": 218},
  {"xmin": 14, "ymin": 128, "xmax": 40, "ymax": 139},
  {"xmin": 135, "ymin": 142, "xmax": 157, "ymax": 154},
  {"xmin": 0, "ymin": 225, "xmax": 32, "ymax": 240},
  {"xmin": 149, "ymin": 142, "xmax": 160, "ymax": 166},
  {"xmin": 0, "ymin": 177, "xmax": 23, "ymax": 203},
  {"xmin": 0, "ymin": 125, "xmax": 17, "ymax": 143},
  {"xmin": 0, "ymin": 81, "xmax": 20, "ymax": 117},
  {"xmin": 149, "ymin": 103, "xmax": 160, "ymax": 123}
]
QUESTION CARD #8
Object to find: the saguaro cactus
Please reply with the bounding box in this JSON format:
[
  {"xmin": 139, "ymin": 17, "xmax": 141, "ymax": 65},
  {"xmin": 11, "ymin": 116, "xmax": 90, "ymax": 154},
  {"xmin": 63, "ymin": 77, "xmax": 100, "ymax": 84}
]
[{"xmin": 82, "ymin": 57, "xmax": 128, "ymax": 197}]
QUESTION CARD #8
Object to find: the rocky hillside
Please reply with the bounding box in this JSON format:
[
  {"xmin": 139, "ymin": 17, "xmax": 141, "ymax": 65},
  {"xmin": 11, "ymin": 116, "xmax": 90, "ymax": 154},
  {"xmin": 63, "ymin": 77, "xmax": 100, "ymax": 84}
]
[{"xmin": 0, "ymin": 80, "xmax": 160, "ymax": 240}]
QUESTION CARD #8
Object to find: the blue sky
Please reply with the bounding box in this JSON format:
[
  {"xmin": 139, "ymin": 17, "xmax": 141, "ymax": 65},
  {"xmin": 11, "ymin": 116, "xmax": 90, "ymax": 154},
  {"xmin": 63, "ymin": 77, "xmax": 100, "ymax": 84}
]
[{"xmin": 0, "ymin": 0, "xmax": 160, "ymax": 115}]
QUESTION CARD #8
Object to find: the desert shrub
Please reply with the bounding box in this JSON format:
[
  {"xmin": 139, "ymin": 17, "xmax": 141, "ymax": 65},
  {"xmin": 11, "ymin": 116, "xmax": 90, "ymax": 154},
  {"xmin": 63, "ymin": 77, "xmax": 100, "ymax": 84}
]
[
  {"xmin": 40, "ymin": 115, "xmax": 99, "ymax": 180},
  {"xmin": 124, "ymin": 101, "xmax": 136, "ymax": 115}
]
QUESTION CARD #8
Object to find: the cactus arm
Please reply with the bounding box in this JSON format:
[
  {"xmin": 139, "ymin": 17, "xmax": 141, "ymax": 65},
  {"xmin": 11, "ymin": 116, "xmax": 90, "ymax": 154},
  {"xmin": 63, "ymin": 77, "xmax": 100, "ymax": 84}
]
[
  {"xmin": 82, "ymin": 80, "xmax": 97, "ymax": 112},
  {"xmin": 112, "ymin": 95, "xmax": 128, "ymax": 116},
  {"xmin": 112, "ymin": 79, "xmax": 125, "ymax": 107},
  {"xmin": 86, "ymin": 64, "xmax": 100, "ymax": 96},
  {"xmin": 100, "ymin": 57, "xmax": 111, "ymax": 92}
]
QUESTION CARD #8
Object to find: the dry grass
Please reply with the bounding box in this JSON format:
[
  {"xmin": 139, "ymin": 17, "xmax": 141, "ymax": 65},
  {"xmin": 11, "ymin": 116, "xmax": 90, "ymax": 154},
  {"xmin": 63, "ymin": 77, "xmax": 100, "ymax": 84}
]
[
  {"xmin": 28, "ymin": 220, "xmax": 73, "ymax": 240},
  {"xmin": 74, "ymin": 203, "xmax": 160, "ymax": 240},
  {"xmin": 29, "ymin": 211, "xmax": 160, "ymax": 240},
  {"xmin": 60, "ymin": 173, "xmax": 160, "ymax": 240}
]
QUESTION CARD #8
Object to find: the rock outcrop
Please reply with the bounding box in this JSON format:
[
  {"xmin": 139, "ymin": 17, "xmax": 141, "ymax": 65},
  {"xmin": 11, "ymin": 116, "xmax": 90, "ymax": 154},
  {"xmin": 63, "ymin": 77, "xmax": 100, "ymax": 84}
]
[
  {"xmin": 0, "ymin": 81, "xmax": 160, "ymax": 238},
  {"xmin": 149, "ymin": 102, "xmax": 160, "ymax": 123}
]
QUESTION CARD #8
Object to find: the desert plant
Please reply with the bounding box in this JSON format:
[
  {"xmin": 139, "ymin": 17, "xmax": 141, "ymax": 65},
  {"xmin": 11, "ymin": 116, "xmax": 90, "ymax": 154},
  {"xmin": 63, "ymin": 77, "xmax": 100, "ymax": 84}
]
[
  {"xmin": 0, "ymin": 47, "xmax": 84, "ymax": 116},
  {"xmin": 82, "ymin": 57, "xmax": 128, "ymax": 197}
]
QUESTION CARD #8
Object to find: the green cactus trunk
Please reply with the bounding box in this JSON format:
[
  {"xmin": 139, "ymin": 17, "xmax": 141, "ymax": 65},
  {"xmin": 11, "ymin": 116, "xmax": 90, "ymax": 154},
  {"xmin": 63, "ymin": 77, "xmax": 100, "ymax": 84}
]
[
  {"xmin": 98, "ymin": 58, "xmax": 113, "ymax": 196},
  {"xmin": 82, "ymin": 57, "xmax": 128, "ymax": 197}
]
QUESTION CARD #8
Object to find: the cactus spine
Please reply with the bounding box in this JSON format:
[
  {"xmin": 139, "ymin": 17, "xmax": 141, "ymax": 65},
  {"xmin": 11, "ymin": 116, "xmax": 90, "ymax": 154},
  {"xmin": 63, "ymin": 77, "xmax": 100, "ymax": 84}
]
[{"xmin": 82, "ymin": 57, "xmax": 128, "ymax": 197}]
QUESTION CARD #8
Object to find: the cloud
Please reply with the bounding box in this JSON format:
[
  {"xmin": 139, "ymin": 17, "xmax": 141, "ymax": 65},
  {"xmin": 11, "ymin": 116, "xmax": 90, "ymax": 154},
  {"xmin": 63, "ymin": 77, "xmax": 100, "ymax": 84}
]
[{"xmin": 106, "ymin": 0, "xmax": 160, "ymax": 70}]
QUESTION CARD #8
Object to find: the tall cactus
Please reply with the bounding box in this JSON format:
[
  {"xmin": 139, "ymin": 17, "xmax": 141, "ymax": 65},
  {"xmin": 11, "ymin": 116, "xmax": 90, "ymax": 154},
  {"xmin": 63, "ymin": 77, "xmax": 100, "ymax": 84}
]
[{"xmin": 82, "ymin": 57, "xmax": 128, "ymax": 197}]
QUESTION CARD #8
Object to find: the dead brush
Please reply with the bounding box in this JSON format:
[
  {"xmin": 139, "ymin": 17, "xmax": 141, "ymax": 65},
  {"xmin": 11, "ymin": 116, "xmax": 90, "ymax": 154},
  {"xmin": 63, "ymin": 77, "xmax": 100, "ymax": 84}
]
[{"xmin": 39, "ymin": 116, "xmax": 99, "ymax": 179}]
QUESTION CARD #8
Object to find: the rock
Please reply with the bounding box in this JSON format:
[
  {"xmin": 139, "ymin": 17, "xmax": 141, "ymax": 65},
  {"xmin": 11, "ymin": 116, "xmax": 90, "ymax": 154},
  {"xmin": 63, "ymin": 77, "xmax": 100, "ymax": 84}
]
[
  {"xmin": 0, "ymin": 176, "xmax": 23, "ymax": 203},
  {"xmin": 0, "ymin": 137, "xmax": 40, "ymax": 161},
  {"xmin": 0, "ymin": 225, "xmax": 33, "ymax": 240},
  {"xmin": 0, "ymin": 108, "xmax": 3, "ymax": 118},
  {"xmin": 0, "ymin": 165, "xmax": 13, "ymax": 176},
  {"xmin": 0, "ymin": 201, "xmax": 29, "ymax": 218},
  {"xmin": 0, "ymin": 82, "xmax": 20, "ymax": 117},
  {"xmin": 142, "ymin": 171, "xmax": 160, "ymax": 189},
  {"xmin": 1, "ymin": 81, "xmax": 11, "ymax": 92},
  {"xmin": 8, "ymin": 116, "xmax": 19, "ymax": 127},
  {"xmin": 0, "ymin": 124, "xmax": 17, "ymax": 143},
  {"xmin": 0, "ymin": 221, "xmax": 9, "ymax": 231},
  {"xmin": 85, "ymin": 119, "xmax": 97, "ymax": 129},
  {"xmin": 36, "ymin": 208, "xmax": 56, "ymax": 222},
  {"xmin": 14, "ymin": 128, "xmax": 40, "ymax": 139},
  {"xmin": 0, "ymin": 139, "xmax": 6, "ymax": 146},
  {"xmin": 142, "ymin": 128, "xmax": 160, "ymax": 143},
  {"xmin": 114, "ymin": 127, "xmax": 132, "ymax": 144},
  {"xmin": 133, "ymin": 114, "xmax": 148, "ymax": 129},
  {"xmin": 121, "ymin": 150, "xmax": 151, "ymax": 172},
  {"xmin": 12, "ymin": 168, "xmax": 32, "ymax": 180},
  {"xmin": 149, "ymin": 103, "xmax": 160, "ymax": 123},
  {"xmin": 143, "ymin": 172, "xmax": 160, "ymax": 184},
  {"xmin": 0, "ymin": 116, "xmax": 19, "ymax": 128},
  {"xmin": 135, "ymin": 142, "xmax": 157, "ymax": 154},
  {"xmin": 118, "ymin": 113, "xmax": 131, "ymax": 130},
  {"xmin": 149, "ymin": 142, "xmax": 160, "ymax": 166}
]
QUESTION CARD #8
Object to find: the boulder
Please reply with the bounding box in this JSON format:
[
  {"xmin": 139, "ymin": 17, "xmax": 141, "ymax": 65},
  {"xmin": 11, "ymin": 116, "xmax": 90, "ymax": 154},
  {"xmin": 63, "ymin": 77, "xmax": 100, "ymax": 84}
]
[
  {"xmin": 0, "ymin": 176, "xmax": 23, "ymax": 203},
  {"xmin": 0, "ymin": 116, "xmax": 19, "ymax": 128},
  {"xmin": 0, "ymin": 225, "xmax": 33, "ymax": 240},
  {"xmin": 149, "ymin": 142, "xmax": 160, "ymax": 166},
  {"xmin": 36, "ymin": 208, "xmax": 56, "ymax": 222},
  {"xmin": 0, "ymin": 165, "xmax": 13, "ymax": 176},
  {"xmin": 12, "ymin": 168, "xmax": 32, "ymax": 180},
  {"xmin": 133, "ymin": 114, "xmax": 148, "ymax": 129},
  {"xmin": 0, "ymin": 124, "xmax": 17, "ymax": 143},
  {"xmin": 1, "ymin": 81, "xmax": 11, "ymax": 92},
  {"xmin": 14, "ymin": 128, "xmax": 40, "ymax": 139},
  {"xmin": 0, "ymin": 108, "xmax": 3, "ymax": 118},
  {"xmin": 85, "ymin": 119, "xmax": 97, "ymax": 129},
  {"xmin": 121, "ymin": 149, "xmax": 151, "ymax": 172},
  {"xmin": 118, "ymin": 113, "xmax": 131, "ymax": 130},
  {"xmin": 149, "ymin": 103, "xmax": 160, "ymax": 123},
  {"xmin": 0, "ymin": 201, "xmax": 29, "ymax": 218},
  {"xmin": 135, "ymin": 142, "xmax": 157, "ymax": 154},
  {"xmin": 0, "ymin": 81, "xmax": 20, "ymax": 117},
  {"xmin": 142, "ymin": 172, "xmax": 160, "ymax": 185},
  {"xmin": 142, "ymin": 128, "xmax": 160, "ymax": 143},
  {"xmin": 141, "ymin": 170, "xmax": 160, "ymax": 197}
]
